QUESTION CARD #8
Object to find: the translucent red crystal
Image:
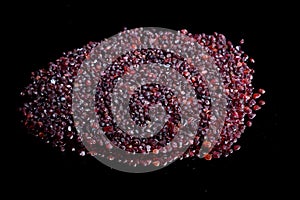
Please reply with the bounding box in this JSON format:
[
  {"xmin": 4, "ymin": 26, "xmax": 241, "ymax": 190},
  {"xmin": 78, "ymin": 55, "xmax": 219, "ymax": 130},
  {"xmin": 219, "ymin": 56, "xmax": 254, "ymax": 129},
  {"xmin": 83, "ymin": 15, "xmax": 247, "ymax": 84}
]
[{"xmin": 20, "ymin": 29, "xmax": 265, "ymax": 165}]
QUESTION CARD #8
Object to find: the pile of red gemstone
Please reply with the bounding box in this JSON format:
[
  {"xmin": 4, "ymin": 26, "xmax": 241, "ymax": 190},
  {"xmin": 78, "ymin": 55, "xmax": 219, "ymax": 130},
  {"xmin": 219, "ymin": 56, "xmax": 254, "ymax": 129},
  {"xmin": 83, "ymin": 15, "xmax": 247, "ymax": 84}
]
[{"xmin": 20, "ymin": 29, "xmax": 265, "ymax": 163}]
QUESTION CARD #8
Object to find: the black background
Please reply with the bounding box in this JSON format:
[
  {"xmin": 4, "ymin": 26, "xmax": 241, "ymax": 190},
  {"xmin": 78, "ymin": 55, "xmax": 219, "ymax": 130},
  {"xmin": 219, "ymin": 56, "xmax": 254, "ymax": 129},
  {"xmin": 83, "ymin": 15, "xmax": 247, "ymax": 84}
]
[{"xmin": 12, "ymin": 1, "xmax": 282, "ymax": 193}]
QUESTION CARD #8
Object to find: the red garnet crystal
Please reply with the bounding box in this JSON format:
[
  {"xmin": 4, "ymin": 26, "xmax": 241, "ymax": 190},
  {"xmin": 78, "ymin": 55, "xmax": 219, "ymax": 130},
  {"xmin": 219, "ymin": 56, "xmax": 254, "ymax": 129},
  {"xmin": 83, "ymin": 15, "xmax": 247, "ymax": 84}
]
[{"xmin": 20, "ymin": 29, "xmax": 265, "ymax": 165}]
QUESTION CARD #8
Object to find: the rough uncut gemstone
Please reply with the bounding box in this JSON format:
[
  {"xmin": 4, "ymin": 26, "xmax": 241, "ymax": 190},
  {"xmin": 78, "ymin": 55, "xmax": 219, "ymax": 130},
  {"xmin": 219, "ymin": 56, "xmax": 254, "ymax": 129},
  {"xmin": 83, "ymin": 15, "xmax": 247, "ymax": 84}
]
[
  {"xmin": 253, "ymin": 93, "xmax": 261, "ymax": 99},
  {"xmin": 253, "ymin": 105, "xmax": 261, "ymax": 111},
  {"xmin": 20, "ymin": 29, "xmax": 265, "ymax": 166},
  {"xmin": 246, "ymin": 121, "xmax": 252, "ymax": 127},
  {"xmin": 204, "ymin": 153, "xmax": 212, "ymax": 160},
  {"xmin": 248, "ymin": 113, "xmax": 256, "ymax": 120},
  {"xmin": 233, "ymin": 145, "xmax": 241, "ymax": 151},
  {"xmin": 258, "ymin": 100, "xmax": 266, "ymax": 106},
  {"xmin": 259, "ymin": 88, "xmax": 266, "ymax": 94}
]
